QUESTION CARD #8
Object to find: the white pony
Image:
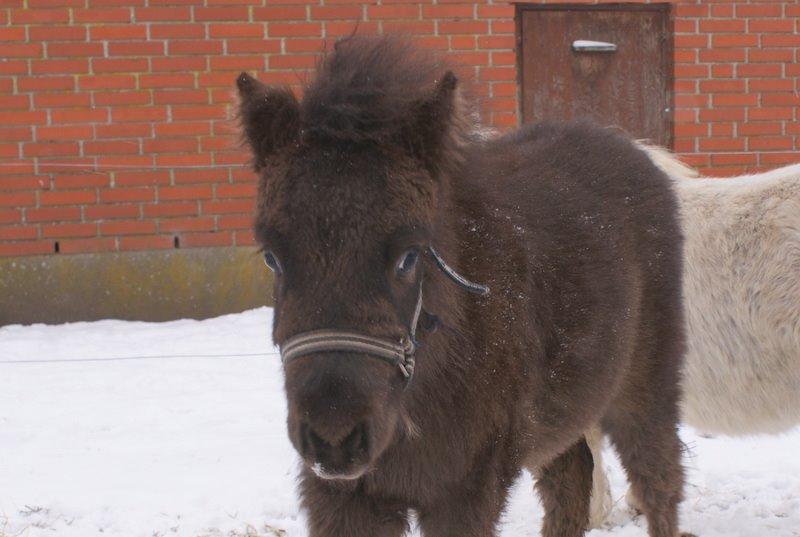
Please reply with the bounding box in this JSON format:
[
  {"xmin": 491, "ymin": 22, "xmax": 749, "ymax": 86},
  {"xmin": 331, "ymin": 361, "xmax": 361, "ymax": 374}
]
[{"xmin": 589, "ymin": 146, "xmax": 800, "ymax": 527}]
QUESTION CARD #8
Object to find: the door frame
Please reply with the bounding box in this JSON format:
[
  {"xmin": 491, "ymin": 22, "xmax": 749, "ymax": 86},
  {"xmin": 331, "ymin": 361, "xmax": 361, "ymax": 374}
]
[{"xmin": 514, "ymin": 2, "xmax": 675, "ymax": 148}]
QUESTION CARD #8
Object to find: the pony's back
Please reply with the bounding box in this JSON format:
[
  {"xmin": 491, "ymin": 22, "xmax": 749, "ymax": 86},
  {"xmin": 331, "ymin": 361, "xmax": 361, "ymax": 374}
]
[{"xmin": 641, "ymin": 146, "xmax": 800, "ymax": 434}]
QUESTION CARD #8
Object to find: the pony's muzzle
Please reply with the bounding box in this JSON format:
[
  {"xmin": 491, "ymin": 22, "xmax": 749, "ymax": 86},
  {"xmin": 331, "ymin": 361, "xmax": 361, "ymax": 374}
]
[{"xmin": 300, "ymin": 420, "xmax": 370, "ymax": 480}]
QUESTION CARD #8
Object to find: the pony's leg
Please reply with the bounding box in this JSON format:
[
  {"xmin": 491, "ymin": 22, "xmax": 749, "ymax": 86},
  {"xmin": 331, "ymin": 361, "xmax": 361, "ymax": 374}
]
[
  {"xmin": 604, "ymin": 418, "xmax": 688, "ymax": 537},
  {"xmin": 417, "ymin": 464, "xmax": 511, "ymax": 537},
  {"xmin": 585, "ymin": 426, "xmax": 613, "ymax": 528},
  {"xmin": 535, "ymin": 437, "xmax": 594, "ymax": 537},
  {"xmin": 299, "ymin": 474, "xmax": 409, "ymax": 537}
]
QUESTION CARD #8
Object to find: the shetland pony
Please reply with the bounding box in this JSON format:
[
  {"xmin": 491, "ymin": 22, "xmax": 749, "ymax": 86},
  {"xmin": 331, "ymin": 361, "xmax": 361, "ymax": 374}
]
[
  {"xmin": 237, "ymin": 37, "xmax": 690, "ymax": 537},
  {"xmin": 589, "ymin": 146, "xmax": 800, "ymax": 526}
]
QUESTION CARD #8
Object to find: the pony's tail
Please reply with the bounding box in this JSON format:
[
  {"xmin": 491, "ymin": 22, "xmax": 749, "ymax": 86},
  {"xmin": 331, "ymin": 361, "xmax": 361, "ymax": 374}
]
[{"xmin": 635, "ymin": 141, "xmax": 701, "ymax": 181}]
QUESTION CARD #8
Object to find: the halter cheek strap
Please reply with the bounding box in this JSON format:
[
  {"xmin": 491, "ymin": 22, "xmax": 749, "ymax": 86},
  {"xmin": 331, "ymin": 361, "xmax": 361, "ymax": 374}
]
[{"xmin": 279, "ymin": 247, "xmax": 488, "ymax": 382}]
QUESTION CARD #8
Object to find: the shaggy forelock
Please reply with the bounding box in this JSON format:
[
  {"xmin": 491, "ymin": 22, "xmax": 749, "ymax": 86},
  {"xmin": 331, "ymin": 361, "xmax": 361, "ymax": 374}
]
[{"xmin": 300, "ymin": 36, "xmax": 455, "ymax": 145}]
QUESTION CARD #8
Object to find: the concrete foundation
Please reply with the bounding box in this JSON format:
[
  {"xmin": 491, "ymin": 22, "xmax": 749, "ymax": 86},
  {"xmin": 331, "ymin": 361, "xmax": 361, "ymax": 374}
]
[{"xmin": 0, "ymin": 246, "xmax": 274, "ymax": 326}]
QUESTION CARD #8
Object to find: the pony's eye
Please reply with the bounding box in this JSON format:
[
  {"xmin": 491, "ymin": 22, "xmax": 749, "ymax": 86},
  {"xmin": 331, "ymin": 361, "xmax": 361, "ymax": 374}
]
[
  {"xmin": 263, "ymin": 250, "xmax": 282, "ymax": 274},
  {"xmin": 396, "ymin": 249, "xmax": 419, "ymax": 275}
]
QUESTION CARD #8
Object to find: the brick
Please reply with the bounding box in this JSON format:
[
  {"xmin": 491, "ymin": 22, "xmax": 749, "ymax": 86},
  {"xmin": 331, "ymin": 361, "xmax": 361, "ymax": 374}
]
[
  {"xmin": 100, "ymin": 220, "xmax": 156, "ymax": 235},
  {"xmin": 151, "ymin": 57, "xmax": 207, "ymax": 72},
  {"xmin": 367, "ymin": 5, "xmax": 418, "ymax": 19},
  {"xmin": 142, "ymin": 202, "xmax": 198, "ymax": 217},
  {"xmin": 215, "ymin": 184, "xmax": 256, "ymax": 199},
  {"xmin": 761, "ymin": 35, "xmax": 800, "ymax": 48},
  {"xmin": 179, "ymin": 231, "xmax": 233, "ymax": 248},
  {"xmin": 79, "ymin": 75, "xmax": 137, "ymax": 90},
  {"xmin": 698, "ymin": 49, "xmax": 746, "ymax": 63},
  {"xmin": 0, "ymin": 127, "xmax": 32, "ymax": 142},
  {"xmin": 159, "ymin": 217, "xmax": 215, "ymax": 232},
  {"xmin": 85, "ymin": 204, "xmax": 140, "ymax": 220},
  {"xmin": 37, "ymin": 126, "xmax": 94, "ymax": 141},
  {"xmin": 92, "ymin": 58, "xmax": 149, "ymax": 73},
  {"xmin": 58, "ymin": 238, "xmax": 117, "ymax": 254},
  {"xmin": 698, "ymin": 19, "xmax": 746, "ymax": 33},
  {"xmin": 90, "ymin": 25, "xmax": 147, "ymax": 40},
  {"xmin": 195, "ymin": 7, "xmax": 249, "ymax": 21},
  {"xmin": 748, "ymin": 108, "xmax": 794, "ymax": 121},
  {"xmin": 85, "ymin": 140, "xmax": 140, "ymax": 155},
  {"xmin": 135, "ymin": 7, "xmax": 191, "ymax": 21},
  {"xmin": 142, "ymin": 138, "xmax": 198, "ymax": 153},
  {"xmin": 201, "ymin": 199, "xmax": 253, "ymax": 214},
  {"xmin": 168, "ymin": 40, "xmax": 223, "ymax": 55},
  {"xmin": 153, "ymin": 90, "xmax": 208, "ymax": 105},
  {"xmin": 42, "ymin": 223, "xmax": 97, "ymax": 238},
  {"xmin": 53, "ymin": 174, "xmax": 109, "ymax": 189},
  {"xmin": 738, "ymin": 123, "xmax": 782, "ymax": 136},
  {"xmin": 2, "ymin": 43, "xmax": 44, "ymax": 58},
  {"xmin": 111, "ymin": 108, "xmax": 167, "ymax": 123},
  {"xmin": 0, "ymin": 210, "xmax": 22, "ymax": 225},
  {"xmin": 17, "ymin": 77, "xmax": 74, "ymax": 92},
  {"xmin": 267, "ymin": 23, "xmax": 322, "ymax": 38},
  {"xmin": 119, "ymin": 235, "xmax": 174, "ymax": 251},
  {"xmin": 51, "ymin": 109, "xmax": 109, "ymax": 124},
  {"xmin": 148, "ymin": 23, "xmax": 204, "ymax": 39},
  {"xmin": 698, "ymin": 137, "xmax": 745, "ymax": 152},
  {"xmin": 47, "ymin": 43, "xmax": 104, "ymax": 58},
  {"xmin": 0, "ymin": 226, "xmax": 38, "ymax": 241},
  {"xmin": 159, "ymin": 185, "xmax": 213, "ymax": 201},
  {"xmin": 10, "ymin": 8, "xmax": 69, "ymax": 24},
  {"xmin": 23, "ymin": 142, "xmax": 80, "ymax": 157},
  {"xmin": 712, "ymin": 34, "xmax": 758, "ymax": 48},
  {"xmin": 208, "ymin": 24, "xmax": 265, "ymax": 39},
  {"xmin": 29, "ymin": 25, "xmax": 86, "ymax": 41},
  {"xmin": 40, "ymin": 190, "xmax": 96, "ymax": 206},
  {"xmin": 736, "ymin": 4, "xmax": 782, "ymax": 18},
  {"xmin": 0, "ymin": 95, "xmax": 30, "ymax": 109},
  {"xmin": 0, "ymin": 241, "xmax": 54, "ymax": 257},
  {"xmin": 27, "ymin": 207, "xmax": 82, "ymax": 222},
  {"xmin": 749, "ymin": 19, "xmax": 794, "ymax": 33},
  {"xmin": 108, "ymin": 42, "xmax": 165, "ymax": 57},
  {"xmin": 31, "ymin": 59, "xmax": 89, "ymax": 75},
  {"xmin": 252, "ymin": 5, "xmax": 310, "ymax": 20},
  {"xmin": 749, "ymin": 138, "xmax": 793, "ymax": 151},
  {"xmin": 173, "ymin": 169, "xmax": 226, "ymax": 184},
  {"xmin": 712, "ymin": 94, "xmax": 758, "ymax": 107},
  {"xmin": 139, "ymin": 73, "xmax": 195, "ymax": 88},
  {"xmin": 439, "ymin": 21, "xmax": 488, "ymax": 35},
  {"xmin": 94, "ymin": 91, "xmax": 151, "ymax": 106},
  {"xmin": 73, "ymin": 8, "xmax": 131, "ymax": 22},
  {"xmin": 33, "ymin": 93, "xmax": 91, "ymax": 108},
  {"xmin": 227, "ymin": 40, "xmax": 283, "ymax": 54},
  {"xmin": 269, "ymin": 54, "xmax": 317, "ymax": 69},
  {"xmin": 100, "ymin": 187, "xmax": 155, "ymax": 203},
  {"xmin": 312, "ymin": 6, "xmax": 361, "ymax": 20},
  {"xmin": 737, "ymin": 64, "xmax": 782, "ymax": 77}
]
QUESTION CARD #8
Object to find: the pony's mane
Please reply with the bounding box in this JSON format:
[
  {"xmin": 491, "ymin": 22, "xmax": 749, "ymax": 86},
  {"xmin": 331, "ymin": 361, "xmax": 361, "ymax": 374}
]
[
  {"xmin": 300, "ymin": 36, "xmax": 471, "ymax": 149},
  {"xmin": 635, "ymin": 141, "xmax": 701, "ymax": 180}
]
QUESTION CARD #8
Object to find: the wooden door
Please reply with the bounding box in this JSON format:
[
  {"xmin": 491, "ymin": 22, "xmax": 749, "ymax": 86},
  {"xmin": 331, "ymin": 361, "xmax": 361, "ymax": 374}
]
[{"xmin": 517, "ymin": 5, "xmax": 672, "ymax": 146}]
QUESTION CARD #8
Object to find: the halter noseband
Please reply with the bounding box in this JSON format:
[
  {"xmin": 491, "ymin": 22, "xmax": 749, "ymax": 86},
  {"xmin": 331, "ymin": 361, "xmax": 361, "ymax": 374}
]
[{"xmin": 279, "ymin": 247, "xmax": 489, "ymax": 382}]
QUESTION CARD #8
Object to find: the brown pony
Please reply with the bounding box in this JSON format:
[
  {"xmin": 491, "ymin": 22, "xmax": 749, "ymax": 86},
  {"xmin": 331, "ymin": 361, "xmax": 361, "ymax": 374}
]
[{"xmin": 237, "ymin": 36, "xmax": 690, "ymax": 537}]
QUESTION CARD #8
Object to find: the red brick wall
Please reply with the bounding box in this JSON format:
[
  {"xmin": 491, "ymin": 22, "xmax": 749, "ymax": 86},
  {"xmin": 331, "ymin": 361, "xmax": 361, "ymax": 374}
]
[{"xmin": 1, "ymin": 0, "xmax": 798, "ymax": 257}]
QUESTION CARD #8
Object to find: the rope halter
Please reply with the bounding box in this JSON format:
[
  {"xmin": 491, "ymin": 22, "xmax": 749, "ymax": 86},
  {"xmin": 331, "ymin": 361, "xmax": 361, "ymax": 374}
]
[{"xmin": 279, "ymin": 247, "xmax": 489, "ymax": 382}]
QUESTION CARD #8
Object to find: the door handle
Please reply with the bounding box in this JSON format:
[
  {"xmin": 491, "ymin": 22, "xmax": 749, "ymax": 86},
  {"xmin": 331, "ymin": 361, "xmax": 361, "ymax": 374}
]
[{"xmin": 571, "ymin": 40, "xmax": 617, "ymax": 52}]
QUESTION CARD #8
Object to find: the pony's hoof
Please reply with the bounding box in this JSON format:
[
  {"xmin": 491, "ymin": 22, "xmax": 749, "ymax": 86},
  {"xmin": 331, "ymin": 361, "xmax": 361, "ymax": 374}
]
[{"xmin": 679, "ymin": 533, "xmax": 698, "ymax": 537}]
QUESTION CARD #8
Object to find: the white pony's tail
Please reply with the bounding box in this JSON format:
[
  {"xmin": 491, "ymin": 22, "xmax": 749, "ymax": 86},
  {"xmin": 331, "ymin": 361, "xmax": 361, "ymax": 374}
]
[{"xmin": 635, "ymin": 141, "xmax": 701, "ymax": 180}]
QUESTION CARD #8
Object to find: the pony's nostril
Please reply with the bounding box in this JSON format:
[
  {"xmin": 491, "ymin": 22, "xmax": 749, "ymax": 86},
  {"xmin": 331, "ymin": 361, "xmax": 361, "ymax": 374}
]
[
  {"xmin": 342, "ymin": 422, "xmax": 369, "ymax": 456},
  {"xmin": 302, "ymin": 423, "xmax": 331, "ymax": 454}
]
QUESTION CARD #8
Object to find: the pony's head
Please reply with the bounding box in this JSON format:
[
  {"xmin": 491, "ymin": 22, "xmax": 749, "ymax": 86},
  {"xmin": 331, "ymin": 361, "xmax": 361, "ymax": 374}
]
[{"xmin": 237, "ymin": 36, "xmax": 469, "ymax": 479}]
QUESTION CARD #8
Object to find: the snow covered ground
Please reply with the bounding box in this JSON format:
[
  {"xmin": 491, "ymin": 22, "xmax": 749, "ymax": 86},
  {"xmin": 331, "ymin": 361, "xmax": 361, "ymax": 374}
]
[{"xmin": 1, "ymin": 307, "xmax": 798, "ymax": 537}]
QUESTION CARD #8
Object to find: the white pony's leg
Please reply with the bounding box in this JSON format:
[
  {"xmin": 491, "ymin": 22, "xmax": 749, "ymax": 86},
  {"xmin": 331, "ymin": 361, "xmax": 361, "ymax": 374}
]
[{"xmin": 586, "ymin": 426, "xmax": 613, "ymax": 528}]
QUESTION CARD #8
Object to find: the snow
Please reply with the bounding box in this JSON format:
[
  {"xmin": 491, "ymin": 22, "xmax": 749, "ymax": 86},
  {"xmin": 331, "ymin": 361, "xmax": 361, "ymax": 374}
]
[{"xmin": 1, "ymin": 308, "xmax": 798, "ymax": 537}]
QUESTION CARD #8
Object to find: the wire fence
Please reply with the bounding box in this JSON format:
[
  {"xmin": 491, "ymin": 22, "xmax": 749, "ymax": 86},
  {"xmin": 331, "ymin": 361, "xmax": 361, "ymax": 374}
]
[{"xmin": 0, "ymin": 351, "xmax": 280, "ymax": 365}]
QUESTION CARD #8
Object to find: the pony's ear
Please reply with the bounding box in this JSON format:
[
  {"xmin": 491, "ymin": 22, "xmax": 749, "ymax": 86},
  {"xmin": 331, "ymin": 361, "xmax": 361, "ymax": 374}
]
[
  {"xmin": 236, "ymin": 72, "xmax": 300, "ymax": 169},
  {"xmin": 407, "ymin": 70, "xmax": 461, "ymax": 174}
]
